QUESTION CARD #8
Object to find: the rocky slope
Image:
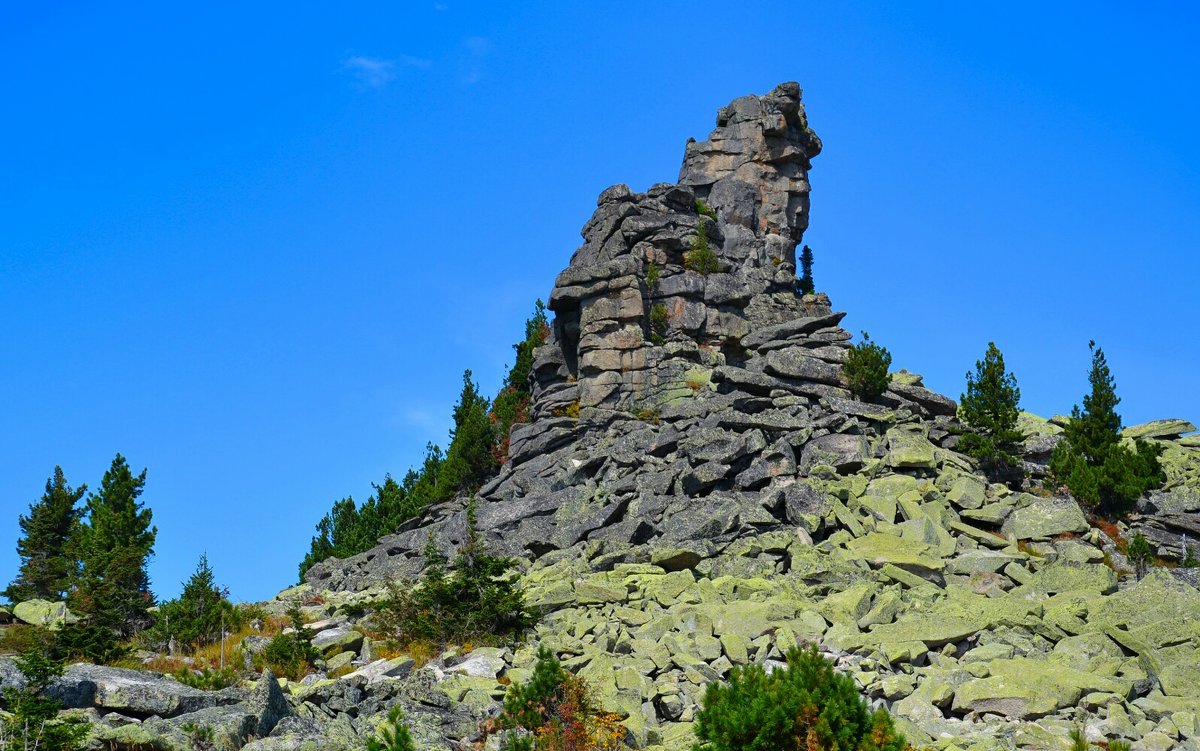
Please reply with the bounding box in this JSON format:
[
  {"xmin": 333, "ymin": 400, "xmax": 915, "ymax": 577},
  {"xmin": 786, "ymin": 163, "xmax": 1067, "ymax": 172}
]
[{"xmin": 5, "ymin": 82, "xmax": 1199, "ymax": 751}]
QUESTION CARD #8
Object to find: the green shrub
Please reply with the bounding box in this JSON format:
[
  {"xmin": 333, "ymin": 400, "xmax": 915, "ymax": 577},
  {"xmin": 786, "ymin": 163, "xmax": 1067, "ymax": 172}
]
[
  {"xmin": 491, "ymin": 647, "xmax": 624, "ymax": 751},
  {"xmin": 367, "ymin": 706, "xmax": 417, "ymax": 751},
  {"xmin": 1, "ymin": 645, "xmax": 89, "ymax": 751},
  {"xmin": 1126, "ymin": 532, "xmax": 1152, "ymax": 580},
  {"xmin": 374, "ymin": 500, "xmax": 533, "ymax": 649},
  {"xmin": 685, "ymin": 219, "xmax": 720, "ymax": 275},
  {"xmin": 173, "ymin": 666, "xmax": 240, "ymax": 691},
  {"xmin": 257, "ymin": 607, "xmax": 318, "ymax": 681},
  {"xmin": 1048, "ymin": 341, "xmax": 1164, "ymax": 517},
  {"xmin": 692, "ymin": 646, "xmax": 906, "ymax": 751},
  {"xmin": 959, "ymin": 342, "xmax": 1025, "ymax": 483},
  {"xmin": 843, "ymin": 332, "xmax": 892, "ymax": 402},
  {"xmin": 181, "ymin": 722, "xmax": 217, "ymax": 751},
  {"xmin": 1184, "ymin": 545, "xmax": 1198, "ymax": 568},
  {"xmin": 645, "ymin": 261, "xmax": 660, "ymax": 290},
  {"xmin": 648, "ymin": 304, "xmax": 670, "ymax": 345},
  {"xmin": 152, "ymin": 553, "xmax": 240, "ymax": 653},
  {"xmin": 695, "ymin": 198, "xmax": 718, "ymax": 220}
]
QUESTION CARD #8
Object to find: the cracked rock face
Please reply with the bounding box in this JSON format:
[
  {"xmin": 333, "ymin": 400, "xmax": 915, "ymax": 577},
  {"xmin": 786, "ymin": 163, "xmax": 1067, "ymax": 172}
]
[{"xmin": 541, "ymin": 82, "xmax": 824, "ymax": 415}]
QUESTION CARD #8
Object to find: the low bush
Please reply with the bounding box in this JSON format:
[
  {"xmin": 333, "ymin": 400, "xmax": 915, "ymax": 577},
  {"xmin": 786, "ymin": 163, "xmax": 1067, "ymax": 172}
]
[
  {"xmin": 1126, "ymin": 532, "xmax": 1152, "ymax": 579},
  {"xmin": 692, "ymin": 645, "xmax": 906, "ymax": 751},
  {"xmin": 490, "ymin": 647, "xmax": 624, "ymax": 751},
  {"xmin": 1, "ymin": 646, "xmax": 89, "ymax": 751},
  {"xmin": 373, "ymin": 500, "xmax": 534, "ymax": 650},
  {"xmin": 256, "ymin": 607, "xmax": 319, "ymax": 681},
  {"xmin": 172, "ymin": 666, "xmax": 240, "ymax": 691},
  {"xmin": 843, "ymin": 332, "xmax": 892, "ymax": 402},
  {"xmin": 367, "ymin": 706, "xmax": 417, "ymax": 751},
  {"xmin": 648, "ymin": 304, "xmax": 670, "ymax": 345},
  {"xmin": 645, "ymin": 261, "xmax": 660, "ymax": 289},
  {"xmin": 684, "ymin": 219, "xmax": 720, "ymax": 275}
]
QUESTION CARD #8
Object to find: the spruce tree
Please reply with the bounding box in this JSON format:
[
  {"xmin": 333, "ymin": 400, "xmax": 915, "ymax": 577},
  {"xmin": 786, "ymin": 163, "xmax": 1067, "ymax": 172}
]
[
  {"xmin": 797, "ymin": 245, "xmax": 815, "ymax": 295},
  {"xmin": 154, "ymin": 553, "xmax": 236, "ymax": 650},
  {"xmin": 5, "ymin": 467, "xmax": 85, "ymax": 603},
  {"xmin": 69, "ymin": 454, "xmax": 157, "ymax": 641},
  {"xmin": 435, "ymin": 370, "xmax": 496, "ymax": 499},
  {"xmin": 959, "ymin": 342, "xmax": 1025, "ymax": 482},
  {"xmin": 1049, "ymin": 342, "xmax": 1165, "ymax": 517}
]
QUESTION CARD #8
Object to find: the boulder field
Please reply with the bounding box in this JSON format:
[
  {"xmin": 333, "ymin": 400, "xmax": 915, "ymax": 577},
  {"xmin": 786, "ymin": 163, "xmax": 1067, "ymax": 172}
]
[{"xmin": 5, "ymin": 83, "xmax": 1199, "ymax": 751}]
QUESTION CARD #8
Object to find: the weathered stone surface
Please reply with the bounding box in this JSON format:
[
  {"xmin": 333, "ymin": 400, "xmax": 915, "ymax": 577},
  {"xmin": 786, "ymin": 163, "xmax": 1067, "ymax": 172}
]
[
  {"xmin": 12, "ymin": 599, "xmax": 78, "ymax": 628},
  {"xmin": 800, "ymin": 433, "xmax": 868, "ymax": 473},
  {"xmin": 1001, "ymin": 497, "xmax": 1089, "ymax": 539},
  {"xmin": 47, "ymin": 663, "xmax": 233, "ymax": 717},
  {"xmin": 885, "ymin": 424, "xmax": 937, "ymax": 469},
  {"xmin": 1124, "ymin": 419, "xmax": 1197, "ymax": 440}
]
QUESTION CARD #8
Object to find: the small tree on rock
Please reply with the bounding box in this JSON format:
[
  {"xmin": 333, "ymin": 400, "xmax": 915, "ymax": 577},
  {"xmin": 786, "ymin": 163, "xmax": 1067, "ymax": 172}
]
[
  {"xmin": 5, "ymin": 466, "xmax": 86, "ymax": 603},
  {"xmin": 1048, "ymin": 342, "xmax": 1164, "ymax": 517},
  {"xmin": 843, "ymin": 332, "xmax": 892, "ymax": 402},
  {"xmin": 797, "ymin": 245, "xmax": 815, "ymax": 295},
  {"xmin": 959, "ymin": 342, "xmax": 1025, "ymax": 483}
]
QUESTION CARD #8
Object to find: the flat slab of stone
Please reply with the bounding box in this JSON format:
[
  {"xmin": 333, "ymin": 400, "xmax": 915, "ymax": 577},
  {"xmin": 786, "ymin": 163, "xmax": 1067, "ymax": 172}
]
[
  {"xmin": 1000, "ymin": 498, "xmax": 1088, "ymax": 540},
  {"xmin": 1123, "ymin": 419, "xmax": 1197, "ymax": 440}
]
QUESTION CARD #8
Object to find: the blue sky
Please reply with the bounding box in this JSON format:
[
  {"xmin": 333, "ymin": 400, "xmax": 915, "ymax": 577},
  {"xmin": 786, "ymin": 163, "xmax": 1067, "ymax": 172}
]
[{"xmin": 2, "ymin": 3, "xmax": 1197, "ymax": 603}]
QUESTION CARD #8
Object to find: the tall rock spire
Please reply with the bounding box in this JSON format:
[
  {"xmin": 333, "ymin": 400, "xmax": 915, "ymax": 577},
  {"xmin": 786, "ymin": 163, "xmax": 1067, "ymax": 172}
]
[{"xmin": 538, "ymin": 82, "xmax": 824, "ymax": 415}]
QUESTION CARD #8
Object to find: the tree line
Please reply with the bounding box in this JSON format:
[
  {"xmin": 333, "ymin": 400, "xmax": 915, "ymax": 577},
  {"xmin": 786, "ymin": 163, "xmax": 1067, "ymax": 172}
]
[{"xmin": 296, "ymin": 300, "xmax": 550, "ymax": 579}]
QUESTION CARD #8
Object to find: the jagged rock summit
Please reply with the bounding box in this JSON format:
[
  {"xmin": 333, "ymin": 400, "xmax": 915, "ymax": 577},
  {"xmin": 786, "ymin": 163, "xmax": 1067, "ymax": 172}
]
[
  {"xmin": 306, "ymin": 82, "xmax": 956, "ymax": 591},
  {"xmin": 540, "ymin": 81, "xmax": 823, "ymax": 415}
]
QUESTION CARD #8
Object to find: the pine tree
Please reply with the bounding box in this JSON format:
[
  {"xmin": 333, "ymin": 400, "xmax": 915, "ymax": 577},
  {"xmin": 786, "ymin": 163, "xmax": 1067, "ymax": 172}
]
[
  {"xmin": 797, "ymin": 245, "xmax": 815, "ymax": 295},
  {"xmin": 843, "ymin": 332, "xmax": 892, "ymax": 402},
  {"xmin": 435, "ymin": 370, "xmax": 496, "ymax": 499},
  {"xmin": 491, "ymin": 301, "xmax": 550, "ymax": 462},
  {"xmin": 959, "ymin": 342, "xmax": 1025, "ymax": 482},
  {"xmin": 154, "ymin": 553, "xmax": 236, "ymax": 650},
  {"xmin": 1049, "ymin": 342, "xmax": 1165, "ymax": 517},
  {"xmin": 69, "ymin": 454, "xmax": 157, "ymax": 641},
  {"xmin": 5, "ymin": 467, "xmax": 85, "ymax": 603}
]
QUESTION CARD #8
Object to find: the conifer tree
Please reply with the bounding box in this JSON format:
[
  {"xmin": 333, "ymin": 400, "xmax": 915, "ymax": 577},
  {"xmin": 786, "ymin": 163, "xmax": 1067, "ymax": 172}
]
[
  {"xmin": 959, "ymin": 342, "xmax": 1025, "ymax": 482},
  {"xmin": 435, "ymin": 370, "xmax": 496, "ymax": 499},
  {"xmin": 5, "ymin": 467, "xmax": 85, "ymax": 603},
  {"xmin": 843, "ymin": 331, "xmax": 892, "ymax": 401},
  {"xmin": 797, "ymin": 244, "xmax": 815, "ymax": 295},
  {"xmin": 492, "ymin": 301, "xmax": 551, "ymax": 462},
  {"xmin": 154, "ymin": 553, "xmax": 237, "ymax": 650},
  {"xmin": 69, "ymin": 454, "xmax": 157, "ymax": 640},
  {"xmin": 1049, "ymin": 342, "xmax": 1165, "ymax": 517}
]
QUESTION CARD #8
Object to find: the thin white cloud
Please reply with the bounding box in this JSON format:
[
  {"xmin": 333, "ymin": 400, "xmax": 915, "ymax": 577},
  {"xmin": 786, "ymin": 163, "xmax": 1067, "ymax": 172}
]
[
  {"xmin": 433, "ymin": 2, "xmax": 448, "ymax": 10},
  {"xmin": 344, "ymin": 56, "xmax": 397, "ymax": 88},
  {"xmin": 397, "ymin": 53, "xmax": 433, "ymax": 70},
  {"xmin": 461, "ymin": 37, "xmax": 492, "ymax": 85},
  {"xmin": 464, "ymin": 36, "xmax": 493, "ymax": 55}
]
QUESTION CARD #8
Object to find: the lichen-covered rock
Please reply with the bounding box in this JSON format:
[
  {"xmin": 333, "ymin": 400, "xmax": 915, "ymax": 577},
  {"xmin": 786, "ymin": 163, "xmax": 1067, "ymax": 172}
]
[
  {"xmin": 12, "ymin": 599, "xmax": 78, "ymax": 628},
  {"xmin": 1001, "ymin": 497, "xmax": 1089, "ymax": 539}
]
